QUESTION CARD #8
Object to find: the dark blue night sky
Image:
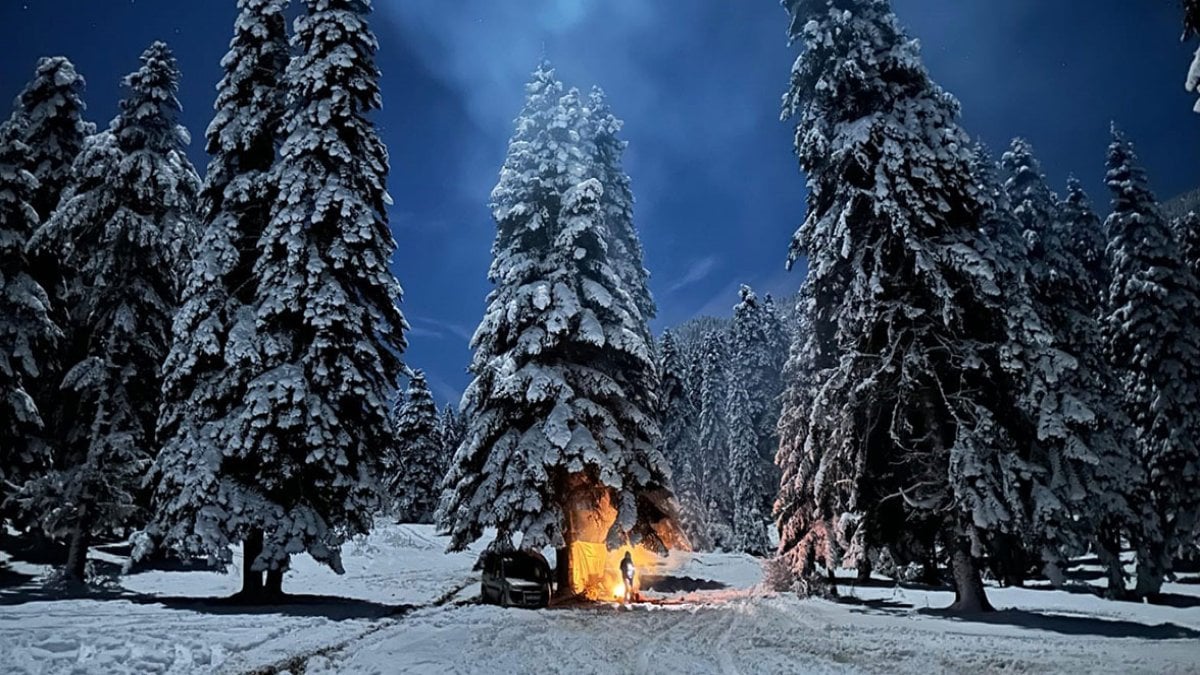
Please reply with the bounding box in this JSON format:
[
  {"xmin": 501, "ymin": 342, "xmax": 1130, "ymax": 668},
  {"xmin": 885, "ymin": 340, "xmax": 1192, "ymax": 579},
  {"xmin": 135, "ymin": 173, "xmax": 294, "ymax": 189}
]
[{"xmin": 2, "ymin": 0, "xmax": 1196, "ymax": 406}]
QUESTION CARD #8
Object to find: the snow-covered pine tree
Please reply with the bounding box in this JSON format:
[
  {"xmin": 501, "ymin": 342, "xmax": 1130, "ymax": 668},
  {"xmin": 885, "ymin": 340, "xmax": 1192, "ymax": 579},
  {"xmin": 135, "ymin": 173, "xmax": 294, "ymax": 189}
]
[
  {"xmin": 1060, "ymin": 177, "xmax": 1110, "ymax": 308},
  {"xmin": 431, "ymin": 401, "xmax": 460, "ymax": 510},
  {"xmin": 658, "ymin": 329, "xmax": 709, "ymax": 550},
  {"xmin": 0, "ymin": 119, "xmax": 60, "ymax": 529},
  {"xmin": 1184, "ymin": 0, "xmax": 1200, "ymax": 112},
  {"xmin": 390, "ymin": 371, "xmax": 444, "ymax": 524},
  {"xmin": 759, "ymin": 292, "xmax": 789, "ymax": 500},
  {"xmin": 774, "ymin": 0, "xmax": 1051, "ymax": 612},
  {"xmin": 580, "ymin": 93, "xmax": 665, "ymax": 503},
  {"xmin": 150, "ymin": 0, "xmax": 290, "ymax": 598},
  {"xmin": 963, "ymin": 145, "xmax": 1041, "ymax": 589},
  {"xmin": 774, "ymin": 280, "xmax": 837, "ymax": 592},
  {"xmin": 698, "ymin": 330, "xmax": 732, "ymax": 548},
  {"xmin": 683, "ymin": 329, "xmax": 708, "ymax": 417},
  {"xmin": 445, "ymin": 175, "xmax": 670, "ymax": 573},
  {"xmin": 727, "ymin": 371, "xmax": 768, "ymax": 556},
  {"xmin": 202, "ymin": 0, "xmax": 407, "ymax": 592},
  {"xmin": 440, "ymin": 65, "xmax": 671, "ymax": 595},
  {"xmin": 1060, "ymin": 176, "xmax": 1135, "ymax": 594},
  {"xmin": 438, "ymin": 403, "xmax": 465, "ymax": 472},
  {"xmin": 1002, "ymin": 139, "xmax": 1060, "ymax": 260},
  {"xmin": 587, "ymin": 88, "xmax": 655, "ymax": 322},
  {"xmin": 1174, "ymin": 211, "xmax": 1200, "ymax": 280},
  {"xmin": 8, "ymin": 57, "xmax": 92, "ymax": 471},
  {"xmin": 1103, "ymin": 127, "xmax": 1200, "ymax": 598},
  {"xmin": 112, "ymin": 44, "xmax": 200, "ymax": 293},
  {"xmin": 727, "ymin": 286, "xmax": 783, "ymax": 555},
  {"xmin": 9, "ymin": 57, "xmax": 92, "ymax": 225},
  {"xmin": 1000, "ymin": 139, "xmax": 1134, "ymax": 591},
  {"xmin": 20, "ymin": 42, "xmax": 198, "ymax": 582},
  {"xmin": 657, "ymin": 331, "xmax": 686, "ymax": 481}
]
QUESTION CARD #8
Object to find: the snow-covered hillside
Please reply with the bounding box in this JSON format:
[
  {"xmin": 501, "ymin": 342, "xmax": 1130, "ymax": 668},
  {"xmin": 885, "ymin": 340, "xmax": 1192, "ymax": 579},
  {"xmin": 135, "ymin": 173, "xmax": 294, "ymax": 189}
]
[{"xmin": 1, "ymin": 523, "xmax": 1198, "ymax": 674}]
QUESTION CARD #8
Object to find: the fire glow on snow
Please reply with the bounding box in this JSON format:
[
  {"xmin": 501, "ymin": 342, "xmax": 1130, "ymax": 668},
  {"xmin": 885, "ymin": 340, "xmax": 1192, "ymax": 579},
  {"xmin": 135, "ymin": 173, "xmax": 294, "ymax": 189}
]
[{"xmin": 564, "ymin": 487, "xmax": 686, "ymax": 602}]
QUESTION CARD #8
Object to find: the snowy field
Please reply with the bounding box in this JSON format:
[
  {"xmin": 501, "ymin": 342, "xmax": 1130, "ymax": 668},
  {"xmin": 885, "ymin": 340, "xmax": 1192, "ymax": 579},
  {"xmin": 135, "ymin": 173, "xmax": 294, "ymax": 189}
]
[{"xmin": 0, "ymin": 523, "xmax": 1197, "ymax": 674}]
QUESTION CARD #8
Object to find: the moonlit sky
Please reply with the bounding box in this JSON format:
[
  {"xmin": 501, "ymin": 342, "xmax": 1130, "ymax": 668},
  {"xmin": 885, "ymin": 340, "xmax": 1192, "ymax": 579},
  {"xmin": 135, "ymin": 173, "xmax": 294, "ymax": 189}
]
[{"xmin": 2, "ymin": 0, "xmax": 1197, "ymax": 405}]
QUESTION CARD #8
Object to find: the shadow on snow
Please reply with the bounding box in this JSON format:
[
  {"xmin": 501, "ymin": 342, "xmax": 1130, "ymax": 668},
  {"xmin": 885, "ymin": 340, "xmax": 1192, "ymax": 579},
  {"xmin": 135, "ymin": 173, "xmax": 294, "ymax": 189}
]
[
  {"xmin": 918, "ymin": 608, "xmax": 1200, "ymax": 641},
  {"xmin": 0, "ymin": 576, "xmax": 411, "ymax": 622},
  {"xmin": 841, "ymin": 597, "xmax": 1200, "ymax": 641}
]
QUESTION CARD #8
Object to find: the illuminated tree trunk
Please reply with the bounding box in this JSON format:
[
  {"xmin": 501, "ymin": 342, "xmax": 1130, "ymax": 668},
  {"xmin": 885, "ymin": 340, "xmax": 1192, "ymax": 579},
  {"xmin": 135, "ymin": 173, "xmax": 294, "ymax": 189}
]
[
  {"xmin": 555, "ymin": 489, "xmax": 575, "ymax": 600},
  {"xmin": 555, "ymin": 544, "xmax": 572, "ymax": 599}
]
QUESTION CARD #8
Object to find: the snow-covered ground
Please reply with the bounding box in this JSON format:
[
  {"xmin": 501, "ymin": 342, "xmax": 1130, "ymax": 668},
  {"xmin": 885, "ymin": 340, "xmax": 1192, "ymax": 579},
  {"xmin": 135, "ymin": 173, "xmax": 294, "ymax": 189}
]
[
  {"xmin": 1, "ymin": 523, "xmax": 1198, "ymax": 674},
  {"xmin": 0, "ymin": 525, "xmax": 486, "ymax": 674}
]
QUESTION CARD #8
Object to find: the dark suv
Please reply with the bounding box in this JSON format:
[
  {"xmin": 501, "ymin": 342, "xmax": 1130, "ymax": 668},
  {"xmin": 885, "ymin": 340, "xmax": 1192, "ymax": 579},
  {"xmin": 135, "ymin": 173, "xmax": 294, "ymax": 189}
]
[{"xmin": 480, "ymin": 550, "xmax": 552, "ymax": 609}]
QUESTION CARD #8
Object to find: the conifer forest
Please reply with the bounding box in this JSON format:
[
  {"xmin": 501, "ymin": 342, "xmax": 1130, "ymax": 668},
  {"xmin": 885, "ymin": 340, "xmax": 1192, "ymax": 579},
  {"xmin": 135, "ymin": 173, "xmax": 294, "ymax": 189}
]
[{"xmin": 1, "ymin": 1, "xmax": 1199, "ymax": 673}]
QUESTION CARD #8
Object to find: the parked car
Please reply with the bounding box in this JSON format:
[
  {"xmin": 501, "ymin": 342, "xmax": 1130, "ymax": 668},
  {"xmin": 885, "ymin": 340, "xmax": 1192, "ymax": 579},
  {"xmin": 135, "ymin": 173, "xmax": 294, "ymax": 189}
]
[{"xmin": 480, "ymin": 550, "xmax": 552, "ymax": 609}]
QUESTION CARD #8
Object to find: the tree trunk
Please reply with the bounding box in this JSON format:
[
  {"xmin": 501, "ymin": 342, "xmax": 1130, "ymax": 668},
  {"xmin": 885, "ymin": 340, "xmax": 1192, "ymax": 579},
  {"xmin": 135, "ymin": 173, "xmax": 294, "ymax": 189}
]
[
  {"xmin": 997, "ymin": 534, "xmax": 1028, "ymax": 588},
  {"xmin": 1134, "ymin": 542, "xmax": 1165, "ymax": 601},
  {"xmin": 555, "ymin": 545, "xmax": 573, "ymax": 599},
  {"xmin": 64, "ymin": 516, "xmax": 91, "ymax": 583},
  {"xmin": 856, "ymin": 557, "xmax": 873, "ymax": 584},
  {"xmin": 240, "ymin": 529, "xmax": 265, "ymax": 598},
  {"xmin": 1096, "ymin": 529, "xmax": 1127, "ymax": 599},
  {"xmin": 921, "ymin": 555, "xmax": 940, "ymax": 586},
  {"xmin": 556, "ymin": 483, "xmax": 575, "ymax": 600},
  {"xmin": 265, "ymin": 565, "xmax": 285, "ymax": 598},
  {"xmin": 948, "ymin": 537, "xmax": 993, "ymax": 613}
]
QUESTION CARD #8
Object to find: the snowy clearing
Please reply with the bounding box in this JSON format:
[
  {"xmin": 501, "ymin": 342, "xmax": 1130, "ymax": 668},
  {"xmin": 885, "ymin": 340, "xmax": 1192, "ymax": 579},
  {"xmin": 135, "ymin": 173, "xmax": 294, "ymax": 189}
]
[{"xmin": 1, "ymin": 523, "xmax": 1198, "ymax": 674}]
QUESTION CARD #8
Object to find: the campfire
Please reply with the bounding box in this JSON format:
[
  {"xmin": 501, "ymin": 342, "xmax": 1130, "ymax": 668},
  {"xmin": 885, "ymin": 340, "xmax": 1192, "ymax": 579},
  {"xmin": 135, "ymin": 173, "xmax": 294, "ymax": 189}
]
[{"xmin": 559, "ymin": 476, "xmax": 689, "ymax": 603}]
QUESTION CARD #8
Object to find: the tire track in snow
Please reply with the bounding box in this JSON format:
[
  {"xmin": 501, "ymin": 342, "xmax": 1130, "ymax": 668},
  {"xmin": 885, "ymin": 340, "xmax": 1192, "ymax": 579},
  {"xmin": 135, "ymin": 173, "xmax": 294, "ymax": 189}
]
[{"xmin": 242, "ymin": 577, "xmax": 478, "ymax": 675}]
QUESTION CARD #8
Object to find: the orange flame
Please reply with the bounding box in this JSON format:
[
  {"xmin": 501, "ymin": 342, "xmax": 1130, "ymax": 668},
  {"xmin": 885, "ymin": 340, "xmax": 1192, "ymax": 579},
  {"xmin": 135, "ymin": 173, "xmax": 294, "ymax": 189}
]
[{"xmin": 562, "ymin": 477, "xmax": 685, "ymax": 601}]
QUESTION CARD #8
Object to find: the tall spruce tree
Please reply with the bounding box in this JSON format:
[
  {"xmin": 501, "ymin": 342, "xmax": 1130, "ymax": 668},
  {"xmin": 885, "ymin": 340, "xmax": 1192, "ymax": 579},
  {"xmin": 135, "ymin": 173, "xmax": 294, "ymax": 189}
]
[
  {"xmin": 1060, "ymin": 177, "xmax": 1110, "ymax": 304},
  {"xmin": 7, "ymin": 58, "xmax": 92, "ymax": 481},
  {"xmin": 774, "ymin": 0, "xmax": 1053, "ymax": 612},
  {"xmin": 0, "ymin": 119, "xmax": 60, "ymax": 529},
  {"xmin": 587, "ymin": 88, "xmax": 655, "ymax": 322},
  {"xmin": 759, "ymin": 293, "xmax": 789, "ymax": 505},
  {"xmin": 1001, "ymin": 139, "xmax": 1133, "ymax": 589},
  {"xmin": 439, "ymin": 64, "xmax": 670, "ymax": 596},
  {"xmin": 727, "ymin": 286, "xmax": 784, "ymax": 555},
  {"xmin": 658, "ymin": 329, "xmax": 709, "ymax": 550},
  {"xmin": 390, "ymin": 371, "xmax": 444, "ymax": 524},
  {"xmin": 9, "ymin": 57, "xmax": 91, "ymax": 224},
  {"xmin": 150, "ymin": 0, "xmax": 291, "ymax": 598},
  {"xmin": 775, "ymin": 280, "xmax": 838, "ymax": 590},
  {"xmin": 585, "ymin": 95, "xmax": 669, "ymax": 530},
  {"xmin": 1103, "ymin": 128, "xmax": 1200, "ymax": 598},
  {"xmin": 438, "ymin": 403, "xmax": 465, "ymax": 468},
  {"xmin": 21, "ymin": 42, "xmax": 199, "ymax": 582},
  {"xmin": 198, "ymin": 0, "xmax": 407, "ymax": 591},
  {"xmin": 698, "ymin": 330, "xmax": 732, "ymax": 548},
  {"xmin": 1174, "ymin": 211, "xmax": 1200, "ymax": 279},
  {"xmin": 727, "ymin": 375, "xmax": 768, "ymax": 556}
]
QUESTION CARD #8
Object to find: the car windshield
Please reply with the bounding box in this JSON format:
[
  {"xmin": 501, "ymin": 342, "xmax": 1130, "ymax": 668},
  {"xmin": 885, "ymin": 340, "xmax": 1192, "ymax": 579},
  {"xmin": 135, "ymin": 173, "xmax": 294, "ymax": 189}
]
[{"xmin": 502, "ymin": 556, "xmax": 545, "ymax": 581}]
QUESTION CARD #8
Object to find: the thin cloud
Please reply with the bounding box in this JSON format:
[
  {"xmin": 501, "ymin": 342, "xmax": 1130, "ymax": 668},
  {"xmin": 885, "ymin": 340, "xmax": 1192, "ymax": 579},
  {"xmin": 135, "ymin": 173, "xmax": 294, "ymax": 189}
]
[
  {"xmin": 408, "ymin": 316, "xmax": 475, "ymax": 344},
  {"xmin": 666, "ymin": 256, "xmax": 719, "ymax": 294}
]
